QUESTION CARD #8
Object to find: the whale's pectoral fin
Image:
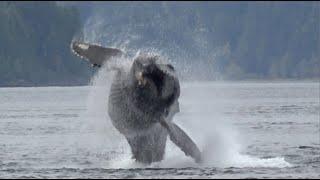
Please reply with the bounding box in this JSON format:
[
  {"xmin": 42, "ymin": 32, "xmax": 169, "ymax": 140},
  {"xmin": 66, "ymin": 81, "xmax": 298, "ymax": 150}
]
[
  {"xmin": 165, "ymin": 101, "xmax": 180, "ymax": 121},
  {"xmin": 160, "ymin": 119, "xmax": 202, "ymax": 163},
  {"xmin": 71, "ymin": 41, "xmax": 123, "ymax": 67}
]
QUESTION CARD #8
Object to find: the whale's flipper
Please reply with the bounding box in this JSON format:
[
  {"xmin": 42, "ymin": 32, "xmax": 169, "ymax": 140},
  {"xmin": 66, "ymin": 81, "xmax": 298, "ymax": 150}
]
[
  {"xmin": 71, "ymin": 41, "xmax": 123, "ymax": 67},
  {"xmin": 160, "ymin": 119, "xmax": 202, "ymax": 163}
]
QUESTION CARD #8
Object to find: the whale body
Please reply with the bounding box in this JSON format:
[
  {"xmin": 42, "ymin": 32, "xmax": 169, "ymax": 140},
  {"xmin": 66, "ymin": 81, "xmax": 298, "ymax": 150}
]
[{"xmin": 71, "ymin": 41, "xmax": 202, "ymax": 164}]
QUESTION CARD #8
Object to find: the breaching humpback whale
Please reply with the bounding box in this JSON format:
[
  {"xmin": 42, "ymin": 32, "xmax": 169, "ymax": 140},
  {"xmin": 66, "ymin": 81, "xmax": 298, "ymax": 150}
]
[{"xmin": 71, "ymin": 41, "xmax": 202, "ymax": 164}]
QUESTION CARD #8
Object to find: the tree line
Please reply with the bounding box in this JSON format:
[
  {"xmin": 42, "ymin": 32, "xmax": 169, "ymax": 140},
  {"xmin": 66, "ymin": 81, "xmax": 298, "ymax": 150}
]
[{"xmin": 0, "ymin": 2, "xmax": 318, "ymax": 86}]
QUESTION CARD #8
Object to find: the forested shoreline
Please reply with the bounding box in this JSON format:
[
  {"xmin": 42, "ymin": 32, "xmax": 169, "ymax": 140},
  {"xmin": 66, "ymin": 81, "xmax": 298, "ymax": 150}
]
[{"xmin": 0, "ymin": 2, "xmax": 319, "ymax": 87}]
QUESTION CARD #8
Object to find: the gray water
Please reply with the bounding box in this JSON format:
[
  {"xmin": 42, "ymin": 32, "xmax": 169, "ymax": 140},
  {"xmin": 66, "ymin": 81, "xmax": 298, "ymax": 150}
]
[{"xmin": 0, "ymin": 81, "xmax": 319, "ymax": 178}]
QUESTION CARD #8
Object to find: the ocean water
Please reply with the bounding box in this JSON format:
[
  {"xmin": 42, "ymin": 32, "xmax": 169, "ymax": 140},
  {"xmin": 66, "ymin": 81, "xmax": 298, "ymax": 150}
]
[{"xmin": 0, "ymin": 81, "xmax": 319, "ymax": 178}]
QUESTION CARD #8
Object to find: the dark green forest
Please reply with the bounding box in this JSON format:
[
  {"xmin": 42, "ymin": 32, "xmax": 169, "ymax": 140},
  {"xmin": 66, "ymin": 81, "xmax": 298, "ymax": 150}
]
[
  {"xmin": 0, "ymin": 2, "xmax": 92, "ymax": 86},
  {"xmin": 0, "ymin": 2, "xmax": 319, "ymax": 86}
]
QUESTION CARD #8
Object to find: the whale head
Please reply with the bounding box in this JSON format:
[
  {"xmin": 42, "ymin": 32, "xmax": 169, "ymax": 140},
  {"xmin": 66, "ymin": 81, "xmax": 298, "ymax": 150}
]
[{"xmin": 130, "ymin": 54, "xmax": 180, "ymax": 116}]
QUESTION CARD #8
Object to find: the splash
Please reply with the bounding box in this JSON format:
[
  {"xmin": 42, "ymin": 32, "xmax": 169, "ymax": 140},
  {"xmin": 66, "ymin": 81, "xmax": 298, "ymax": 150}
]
[
  {"xmin": 155, "ymin": 89, "xmax": 291, "ymax": 169},
  {"xmin": 74, "ymin": 5, "xmax": 291, "ymax": 169},
  {"xmin": 77, "ymin": 59, "xmax": 291, "ymax": 169},
  {"xmin": 159, "ymin": 82, "xmax": 291, "ymax": 169}
]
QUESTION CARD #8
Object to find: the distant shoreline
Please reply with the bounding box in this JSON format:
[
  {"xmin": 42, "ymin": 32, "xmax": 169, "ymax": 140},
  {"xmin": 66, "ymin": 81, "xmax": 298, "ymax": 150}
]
[{"xmin": 0, "ymin": 79, "xmax": 318, "ymax": 88}]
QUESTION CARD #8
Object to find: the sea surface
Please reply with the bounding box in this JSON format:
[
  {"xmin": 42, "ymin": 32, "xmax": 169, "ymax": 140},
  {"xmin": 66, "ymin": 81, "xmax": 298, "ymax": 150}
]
[{"xmin": 0, "ymin": 81, "xmax": 319, "ymax": 178}]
